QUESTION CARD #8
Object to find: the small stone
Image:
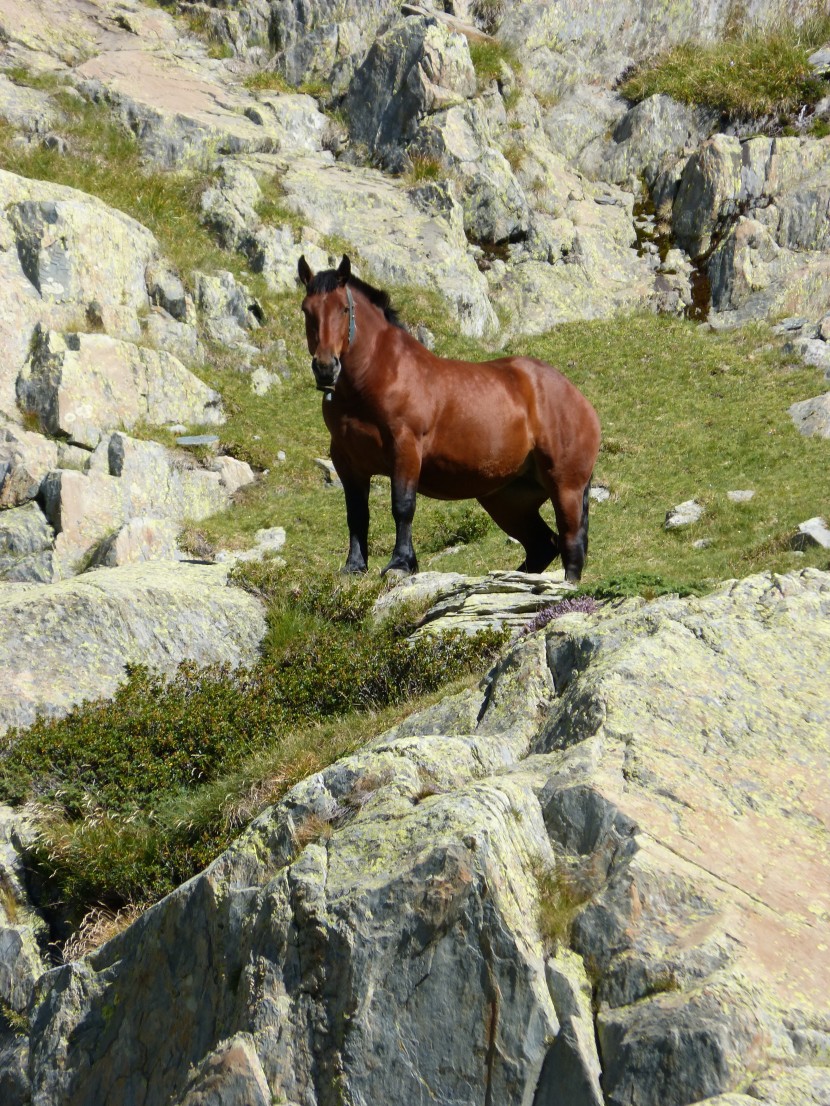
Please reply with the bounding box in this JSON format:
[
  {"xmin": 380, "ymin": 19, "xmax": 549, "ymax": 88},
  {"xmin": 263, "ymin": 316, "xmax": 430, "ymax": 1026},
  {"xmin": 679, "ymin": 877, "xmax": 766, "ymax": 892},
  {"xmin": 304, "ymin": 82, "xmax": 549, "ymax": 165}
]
[
  {"xmin": 809, "ymin": 46, "xmax": 830, "ymax": 76},
  {"xmin": 791, "ymin": 517, "xmax": 830, "ymax": 551},
  {"xmin": 789, "ymin": 394, "xmax": 830, "ymax": 439},
  {"xmin": 250, "ymin": 367, "xmax": 282, "ymax": 396},
  {"xmin": 727, "ymin": 490, "xmax": 755, "ymax": 503},
  {"xmin": 665, "ymin": 499, "xmax": 704, "ymax": 529},
  {"xmin": 176, "ymin": 435, "xmax": 221, "ymax": 448},
  {"xmin": 590, "ymin": 485, "xmax": 610, "ymax": 503},
  {"xmin": 773, "ymin": 316, "xmax": 809, "ymax": 334},
  {"xmin": 210, "ymin": 456, "xmax": 256, "ymax": 495},
  {"xmin": 277, "ymin": 451, "xmax": 286, "ymax": 462},
  {"xmin": 314, "ymin": 457, "xmax": 341, "ymax": 486},
  {"xmin": 819, "ymin": 315, "xmax": 830, "ymax": 342},
  {"xmin": 693, "ymin": 538, "xmax": 712, "ymax": 549}
]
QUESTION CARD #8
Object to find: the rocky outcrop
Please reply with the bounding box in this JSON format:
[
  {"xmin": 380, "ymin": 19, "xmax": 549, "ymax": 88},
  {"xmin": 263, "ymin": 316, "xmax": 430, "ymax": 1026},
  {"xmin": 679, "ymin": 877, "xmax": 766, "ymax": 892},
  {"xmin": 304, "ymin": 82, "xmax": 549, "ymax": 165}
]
[
  {"xmin": 0, "ymin": 560, "xmax": 266, "ymax": 735},
  {"xmin": 3, "ymin": 568, "xmax": 827, "ymax": 1105},
  {"xmin": 279, "ymin": 153, "xmax": 500, "ymax": 337},
  {"xmin": 498, "ymin": 0, "xmax": 824, "ymax": 99},
  {"xmin": 35, "ymin": 432, "xmax": 252, "ymax": 579},
  {"xmin": 667, "ymin": 135, "xmax": 830, "ymax": 326},
  {"xmin": 17, "ymin": 328, "xmax": 223, "ymax": 448}
]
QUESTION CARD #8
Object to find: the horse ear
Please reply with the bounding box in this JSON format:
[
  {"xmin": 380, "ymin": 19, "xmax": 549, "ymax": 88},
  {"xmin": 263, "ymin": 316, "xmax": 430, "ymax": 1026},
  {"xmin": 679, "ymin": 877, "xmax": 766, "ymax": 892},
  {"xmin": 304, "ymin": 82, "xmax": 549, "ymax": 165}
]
[
  {"xmin": 336, "ymin": 255, "xmax": 351, "ymax": 286},
  {"xmin": 298, "ymin": 255, "xmax": 313, "ymax": 288}
]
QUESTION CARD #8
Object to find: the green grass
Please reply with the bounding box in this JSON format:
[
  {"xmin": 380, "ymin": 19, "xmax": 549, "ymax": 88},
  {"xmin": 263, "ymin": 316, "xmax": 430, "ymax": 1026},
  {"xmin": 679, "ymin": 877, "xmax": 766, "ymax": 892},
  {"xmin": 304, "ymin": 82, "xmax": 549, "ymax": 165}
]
[
  {"xmin": 0, "ymin": 101, "xmax": 228, "ymax": 277},
  {"xmin": 243, "ymin": 70, "xmax": 293, "ymax": 93},
  {"xmin": 185, "ymin": 302, "xmax": 830, "ymax": 587},
  {"xmin": 468, "ymin": 39, "xmax": 518, "ymax": 89},
  {"xmin": 0, "ymin": 569, "xmax": 505, "ymax": 921},
  {"xmin": 620, "ymin": 16, "xmax": 830, "ymax": 117}
]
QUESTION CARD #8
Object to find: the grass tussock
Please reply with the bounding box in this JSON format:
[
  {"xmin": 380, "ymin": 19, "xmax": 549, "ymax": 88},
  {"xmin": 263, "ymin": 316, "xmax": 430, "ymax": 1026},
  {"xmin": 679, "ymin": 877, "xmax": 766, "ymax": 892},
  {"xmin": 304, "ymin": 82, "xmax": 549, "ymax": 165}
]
[
  {"xmin": 0, "ymin": 568, "xmax": 506, "ymax": 921},
  {"xmin": 534, "ymin": 858, "xmax": 595, "ymax": 952},
  {"xmin": 620, "ymin": 15, "xmax": 830, "ymax": 117},
  {"xmin": 469, "ymin": 39, "xmax": 518, "ymax": 88}
]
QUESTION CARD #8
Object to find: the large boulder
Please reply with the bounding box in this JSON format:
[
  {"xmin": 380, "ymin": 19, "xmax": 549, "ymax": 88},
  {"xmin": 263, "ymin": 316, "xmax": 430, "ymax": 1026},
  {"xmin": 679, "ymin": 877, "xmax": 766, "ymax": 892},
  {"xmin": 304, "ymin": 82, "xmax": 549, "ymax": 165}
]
[
  {"xmin": 412, "ymin": 103, "xmax": 530, "ymax": 244},
  {"xmin": 277, "ymin": 154, "xmax": 499, "ymax": 337},
  {"xmin": 5, "ymin": 569, "xmax": 829, "ymax": 1105},
  {"xmin": 0, "ymin": 560, "xmax": 266, "ymax": 735},
  {"xmin": 37, "ymin": 432, "xmax": 246, "ymax": 578},
  {"xmin": 0, "ymin": 170, "xmax": 160, "ymax": 423},
  {"xmin": 346, "ymin": 15, "xmax": 477, "ymax": 162},
  {"xmin": 672, "ymin": 136, "xmax": 830, "ymax": 324},
  {"xmin": 17, "ymin": 328, "xmax": 224, "ymax": 448},
  {"xmin": 0, "ymin": 426, "xmax": 58, "ymax": 509}
]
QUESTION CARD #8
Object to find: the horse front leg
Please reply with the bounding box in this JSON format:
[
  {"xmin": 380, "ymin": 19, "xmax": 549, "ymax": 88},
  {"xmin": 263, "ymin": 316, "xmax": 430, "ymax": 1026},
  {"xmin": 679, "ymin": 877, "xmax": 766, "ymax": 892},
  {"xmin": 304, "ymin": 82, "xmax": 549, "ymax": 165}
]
[
  {"xmin": 332, "ymin": 447, "xmax": 370, "ymax": 574},
  {"xmin": 342, "ymin": 477, "xmax": 370, "ymax": 573},
  {"xmin": 382, "ymin": 440, "xmax": 420, "ymax": 576}
]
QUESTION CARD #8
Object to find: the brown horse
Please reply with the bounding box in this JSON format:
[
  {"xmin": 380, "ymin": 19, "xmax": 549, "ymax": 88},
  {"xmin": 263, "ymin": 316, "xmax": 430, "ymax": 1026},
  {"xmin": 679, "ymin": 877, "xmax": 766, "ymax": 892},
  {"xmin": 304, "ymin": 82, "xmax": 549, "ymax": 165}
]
[{"xmin": 298, "ymin": 255, "xmax": 601, "ymax": 582}]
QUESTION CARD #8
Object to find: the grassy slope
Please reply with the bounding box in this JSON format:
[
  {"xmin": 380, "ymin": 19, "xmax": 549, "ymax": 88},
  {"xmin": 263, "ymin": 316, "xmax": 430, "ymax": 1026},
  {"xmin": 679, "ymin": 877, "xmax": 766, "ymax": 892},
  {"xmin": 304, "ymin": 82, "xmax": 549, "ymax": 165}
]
[{"xmin": 1, "ymin": 60, "xmax": 829, "ymax": 934}]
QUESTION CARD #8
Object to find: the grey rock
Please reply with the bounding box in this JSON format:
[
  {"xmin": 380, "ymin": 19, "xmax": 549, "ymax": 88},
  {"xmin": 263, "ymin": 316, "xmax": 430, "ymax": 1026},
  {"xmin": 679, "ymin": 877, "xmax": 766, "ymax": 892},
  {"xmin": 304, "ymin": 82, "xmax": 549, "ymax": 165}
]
[
  {"xmin": 17, "ymin": 327, "xmax": 223, "ymax": 448},
  {"xmin": 0, "ymin": 73, "xmax": 61, "ymax": 134},
  {"xmin": 410, "ymin": 101, "xmax": 530, "ymax": 242},
  {"xmin": 787, "ymin": 336, "xmax": 830, "ymax": 372},
  {"xmin": 208, "ymin": 456, "xmax": 256, "ymax": 495},
  {"xmin": 0, "ymin": 501, "xmax": 55, "ymax": 583},
  {"xmin": 173, "ymin": 1034, "xmax": 272, "ymax": 1106},
  {"xmin": 791, "ymin": 516, "xmax": 830, "ymax": 551},
  {"xmin": 249, "ymin": 366, "xmax": 281, "ymax": 395},
  {"xmin": 673, "ymin": 135, "xmax": 742, "ymax": 259},
  {"xmin": 394, "ymin": 569, "xmax": 574, "ymax": 637},
  {"xmin": 145, "ymin": 260, "xmax": 188, "ymax": 320},
  {"xmin": 0, "ymin": 560, "xmax": 266, "ymax": 735},
  {"xmin": 0, "ymin": 427, "xmax": 58, "ymax": 509},
  {"xmin": 278, "ymin": 154, "xmax": 498, "ymax": 337},
  {"xmin": 665, "ymin": 499, "xmax": 704, "ymax": 529},
  {"xmin": 92, "ymin": 516, "xmax": 182, "ymax": 567},
  {"xmin": 789, "ymin": 392, "xmax": 830, "ymax": 438},
  {"xmin": 140, "ymin": 309, "xmax": 203, "ymax": 366},
  {"xmin": 193, "ymin": 270, "xmax": 265, "ymax": 347},
  {"xmin": 346, "ymin": 15, "xmax": 477, "ymax": 161},
  {"xmin": 541, "ymin": 86, "xmax": 628, "ymax": 168},
  {"xmin": 727, "ymin": 490, "xmax": 754, "ymax": 503},
  {"xmin": 199, "ymin": 160, "xmax": 263, "ymax": 252},
  {"xmin": 313, "ymin": 456, "xmax": 341, "ymax": 486},
  {"xmin": 269, "ymin": 0, "xmax": 391, "ymax": 87},
  {"xmin": 592, "ymin": 94, "xmax": 715, "ymax": 188},
  {"xmin": 0, "ymin": 805, "xmax": 48, "ymax": 1018},
  {"xmin": 6, "ymin": 569, "xmax": 830, "ymax": 1105},
  {"xmin": 809, "ymin": 46, "xmax": 830, "ymax": 77}
]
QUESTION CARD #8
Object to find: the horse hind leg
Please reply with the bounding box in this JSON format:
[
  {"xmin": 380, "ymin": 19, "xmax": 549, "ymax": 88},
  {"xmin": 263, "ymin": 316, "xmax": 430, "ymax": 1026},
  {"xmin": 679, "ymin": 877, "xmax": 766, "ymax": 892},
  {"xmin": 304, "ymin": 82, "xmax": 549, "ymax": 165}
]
[
  {"xmin": 551, "ymin": 479, "xmax": 591, "ymax": 584},
  {"xmin": 478, "ymin": 484, "xmax": 559, "ymax": 574}
]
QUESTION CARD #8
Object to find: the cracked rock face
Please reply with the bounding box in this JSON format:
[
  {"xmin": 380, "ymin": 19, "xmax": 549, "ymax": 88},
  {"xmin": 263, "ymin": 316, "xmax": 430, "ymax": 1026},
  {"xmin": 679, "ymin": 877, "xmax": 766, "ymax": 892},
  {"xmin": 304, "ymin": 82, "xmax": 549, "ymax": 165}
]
[{"xmin": 5, "ymin": 569, "xmax": 829, "ymax": 1105}]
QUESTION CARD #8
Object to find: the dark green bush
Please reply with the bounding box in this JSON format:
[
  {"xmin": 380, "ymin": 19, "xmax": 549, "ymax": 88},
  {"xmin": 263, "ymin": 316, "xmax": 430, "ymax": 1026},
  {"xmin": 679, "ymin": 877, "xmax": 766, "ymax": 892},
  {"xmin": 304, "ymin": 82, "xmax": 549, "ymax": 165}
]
[{"xmin": 0, "ymin": 572, "xmax": 506, "ymax": 916}]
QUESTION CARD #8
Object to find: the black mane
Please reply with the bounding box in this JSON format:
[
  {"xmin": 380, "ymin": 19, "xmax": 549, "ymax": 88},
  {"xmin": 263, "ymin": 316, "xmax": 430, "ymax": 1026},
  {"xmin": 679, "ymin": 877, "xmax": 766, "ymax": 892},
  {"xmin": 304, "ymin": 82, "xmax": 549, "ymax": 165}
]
[{"xmin": 308, "ymin": 269, "xmax": 405, "ymax": 330}]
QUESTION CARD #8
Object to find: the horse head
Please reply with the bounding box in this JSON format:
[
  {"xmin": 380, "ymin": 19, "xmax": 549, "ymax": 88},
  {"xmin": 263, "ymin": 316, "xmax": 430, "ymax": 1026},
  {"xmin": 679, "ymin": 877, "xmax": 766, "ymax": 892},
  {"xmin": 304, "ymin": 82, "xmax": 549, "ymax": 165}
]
[{"xmin": 298, "ymin": 254, "xmax": 355, "ymax": 393}]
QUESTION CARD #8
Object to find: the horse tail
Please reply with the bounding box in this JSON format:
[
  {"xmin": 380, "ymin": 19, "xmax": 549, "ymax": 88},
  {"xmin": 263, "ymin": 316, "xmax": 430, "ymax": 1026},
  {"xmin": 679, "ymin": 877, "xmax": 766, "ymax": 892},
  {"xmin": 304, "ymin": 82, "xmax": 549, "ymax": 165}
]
[{"xmin": 579, "ymin": 475, "xmax": 591, "ymax": 561}]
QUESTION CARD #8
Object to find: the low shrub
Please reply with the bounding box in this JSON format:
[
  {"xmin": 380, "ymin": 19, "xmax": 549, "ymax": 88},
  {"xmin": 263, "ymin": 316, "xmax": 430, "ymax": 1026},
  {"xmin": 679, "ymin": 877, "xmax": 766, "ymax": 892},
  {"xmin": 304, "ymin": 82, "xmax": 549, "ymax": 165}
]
[{"xmin": 0, "ymin": 572, "xmax": 506, "ymax": 919}]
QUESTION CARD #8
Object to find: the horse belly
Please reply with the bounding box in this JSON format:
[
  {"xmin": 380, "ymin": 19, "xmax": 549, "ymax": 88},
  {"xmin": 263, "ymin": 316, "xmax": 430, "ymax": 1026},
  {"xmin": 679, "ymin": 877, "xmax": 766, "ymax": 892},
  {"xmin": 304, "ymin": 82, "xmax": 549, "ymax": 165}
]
[{"xmin": 418, "ymin": 426, "xmax": 532, "ymax": 500}]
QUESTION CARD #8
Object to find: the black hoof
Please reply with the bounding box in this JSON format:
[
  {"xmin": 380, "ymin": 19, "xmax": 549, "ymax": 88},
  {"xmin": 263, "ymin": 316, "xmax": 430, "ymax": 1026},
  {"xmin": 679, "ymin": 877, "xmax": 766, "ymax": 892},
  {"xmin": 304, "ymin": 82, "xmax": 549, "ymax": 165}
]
[
  {"xmin": 341, "ymin": 561, "xmax": 368, "ymax": 575},
  {"xmin": 381, "ymin": 558, "xmax": 418, "ymax": 578}
]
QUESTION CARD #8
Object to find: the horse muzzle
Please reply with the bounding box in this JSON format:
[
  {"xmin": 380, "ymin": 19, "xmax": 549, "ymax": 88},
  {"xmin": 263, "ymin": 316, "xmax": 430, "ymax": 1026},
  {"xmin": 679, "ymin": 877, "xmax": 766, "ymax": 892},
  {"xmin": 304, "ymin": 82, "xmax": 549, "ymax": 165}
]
[{"xmin": 312, "ymin": 356, "xmax": 341, "ymax": 393}]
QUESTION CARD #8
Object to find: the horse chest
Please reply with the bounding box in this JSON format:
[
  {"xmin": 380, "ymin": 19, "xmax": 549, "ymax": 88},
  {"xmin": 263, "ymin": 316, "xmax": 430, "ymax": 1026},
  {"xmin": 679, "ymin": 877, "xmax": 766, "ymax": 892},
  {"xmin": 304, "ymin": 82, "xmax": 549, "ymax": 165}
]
[{"xmin": 324, "ymin": 405, "xmax": 389, "ymax": 473}]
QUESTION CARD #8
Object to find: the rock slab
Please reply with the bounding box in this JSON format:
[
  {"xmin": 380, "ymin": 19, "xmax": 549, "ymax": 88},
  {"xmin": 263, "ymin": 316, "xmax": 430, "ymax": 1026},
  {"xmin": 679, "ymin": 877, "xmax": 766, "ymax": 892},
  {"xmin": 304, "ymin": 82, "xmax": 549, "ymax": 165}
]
[{"xmin": 0, "ymin": 561, "xmax": 266, "ymax": 735}]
